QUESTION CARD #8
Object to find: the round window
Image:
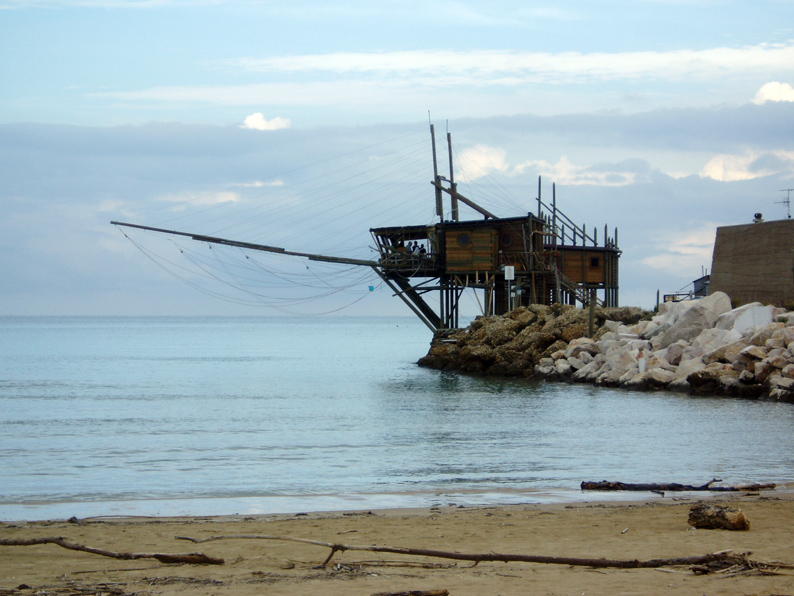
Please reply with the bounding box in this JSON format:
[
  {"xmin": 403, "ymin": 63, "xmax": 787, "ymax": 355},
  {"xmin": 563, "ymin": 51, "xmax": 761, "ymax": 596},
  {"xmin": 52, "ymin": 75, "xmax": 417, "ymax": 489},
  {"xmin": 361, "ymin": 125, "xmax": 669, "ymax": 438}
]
[
  {"xmin": 501, "ymin": 233, "xmax": 513, "ymax": 247},
  {"xmin": 457, "ymin": 233, "xmax": 471, "ymax": 247}
]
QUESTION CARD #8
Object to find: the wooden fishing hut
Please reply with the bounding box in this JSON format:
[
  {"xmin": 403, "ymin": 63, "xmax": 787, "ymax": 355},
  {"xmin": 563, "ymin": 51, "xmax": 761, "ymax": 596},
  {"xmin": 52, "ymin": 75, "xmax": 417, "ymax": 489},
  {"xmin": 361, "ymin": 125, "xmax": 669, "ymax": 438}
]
[
  {"xmin": 111, "ymin": 125, "xmax": 621, "ymax": 332},
  {"xmin": 368, "ymin": 125, "xmax": 621, "ymax": 331}
]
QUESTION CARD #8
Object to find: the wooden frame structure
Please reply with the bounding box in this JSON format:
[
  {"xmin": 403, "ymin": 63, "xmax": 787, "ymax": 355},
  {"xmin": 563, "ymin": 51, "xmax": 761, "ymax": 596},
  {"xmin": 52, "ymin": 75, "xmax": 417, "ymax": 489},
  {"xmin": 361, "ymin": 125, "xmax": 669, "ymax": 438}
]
[
  {"xmin": 367, "ymin": 125, "xmax": 621, "ymax": 330},
  {"xmin": 111, "ymin": 125, "xmax": 621, "ymax": 331}
]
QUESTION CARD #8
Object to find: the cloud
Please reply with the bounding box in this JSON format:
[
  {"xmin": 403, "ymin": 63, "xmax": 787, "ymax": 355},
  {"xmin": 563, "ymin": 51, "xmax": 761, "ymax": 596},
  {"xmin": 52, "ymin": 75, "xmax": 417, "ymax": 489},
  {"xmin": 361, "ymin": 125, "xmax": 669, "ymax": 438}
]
[
  {"xmin": 456, "ymin": 145, "xmax": 508, "ymax": 182},
  {"xmin": 700, "ymin": 150, "xmax": 794, "ymax": 181},
  {"xmin": 240, "ymin": 113, "xmax": 291, "ymax": 131},
  {"xmin": 752, "ymin": 81, "xmax": 794, "ymax": 104},
  {"xmin": 641, "ymin": 224, "xmax": 719, "ymax": 278},
  {"xmin": 453, "ymin": 145, "xmax": 648, "ymax": 186},
  {"xmin": 87, "ymin": 45, "xmax": 794, "ymax": 123},
  {"xmin": 234, "ymin": 180, "xmax": 285, "ymax": 188},
  {"xmin": 226, "ymin": 43, "xmax": 794, "ymax": 83},
  {"xmin": 156, "ymin": 190, "xmax": 243, "ymax": 209},
  {"xmin": 514, "ymin": 156, "xmax": 645, "ymax": 186}
]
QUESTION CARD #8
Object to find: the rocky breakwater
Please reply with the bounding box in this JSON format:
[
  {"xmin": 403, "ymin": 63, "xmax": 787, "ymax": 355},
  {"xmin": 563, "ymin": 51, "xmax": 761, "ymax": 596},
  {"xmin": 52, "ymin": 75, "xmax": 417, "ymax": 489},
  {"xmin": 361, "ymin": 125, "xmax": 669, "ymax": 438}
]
[{"xmin": 417, "ymin": 291, "xmax": 794, "ymax": 402}]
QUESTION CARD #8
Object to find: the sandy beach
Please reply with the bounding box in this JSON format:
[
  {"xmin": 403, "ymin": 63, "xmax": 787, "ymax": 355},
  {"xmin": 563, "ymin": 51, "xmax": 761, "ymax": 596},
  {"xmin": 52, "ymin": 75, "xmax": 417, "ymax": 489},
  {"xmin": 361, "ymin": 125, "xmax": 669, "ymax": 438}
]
[{"xmin": 2, "ymin": 492, "xmax": 793, "ymax": 596}]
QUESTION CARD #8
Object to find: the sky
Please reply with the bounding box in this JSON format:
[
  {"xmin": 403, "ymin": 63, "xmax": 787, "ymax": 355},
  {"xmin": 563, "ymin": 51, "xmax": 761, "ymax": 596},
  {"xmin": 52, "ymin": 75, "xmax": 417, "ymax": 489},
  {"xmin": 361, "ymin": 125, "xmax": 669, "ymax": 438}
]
[{"xmin": 2, "ymin": 0, "xmax": 794, "ymax": 318}]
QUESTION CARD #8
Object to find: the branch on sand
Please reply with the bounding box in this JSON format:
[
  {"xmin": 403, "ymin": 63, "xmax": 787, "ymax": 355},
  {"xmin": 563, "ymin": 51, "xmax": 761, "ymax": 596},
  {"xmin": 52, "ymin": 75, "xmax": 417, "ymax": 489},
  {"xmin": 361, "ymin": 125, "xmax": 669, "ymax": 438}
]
[
  {"xmin": 0, "ymin": 537, "xmax": 224, "ymax": 565},
  {"xmin": 176, "ymin": 533, "xmax": 758, "ymax": 572},
  {"xmin": 581, "ymin": 478, "xmax": 776, "ymax": 493}
]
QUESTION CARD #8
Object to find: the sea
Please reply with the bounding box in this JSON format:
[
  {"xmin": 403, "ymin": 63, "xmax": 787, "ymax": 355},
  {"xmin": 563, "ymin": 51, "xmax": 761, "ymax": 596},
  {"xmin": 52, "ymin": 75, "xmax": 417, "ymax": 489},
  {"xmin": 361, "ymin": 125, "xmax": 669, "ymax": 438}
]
[{"xmin": 2, "ymin": 315, "xmax": 793, "ymax": 522}]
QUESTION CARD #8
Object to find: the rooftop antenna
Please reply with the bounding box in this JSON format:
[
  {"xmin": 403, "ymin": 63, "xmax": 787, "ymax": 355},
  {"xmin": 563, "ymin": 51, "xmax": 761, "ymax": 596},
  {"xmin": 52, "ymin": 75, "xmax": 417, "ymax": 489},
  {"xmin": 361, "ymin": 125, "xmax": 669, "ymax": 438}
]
[{"xmin": 778, "ymin": 188, "xmax": 794, "ymax": 219}]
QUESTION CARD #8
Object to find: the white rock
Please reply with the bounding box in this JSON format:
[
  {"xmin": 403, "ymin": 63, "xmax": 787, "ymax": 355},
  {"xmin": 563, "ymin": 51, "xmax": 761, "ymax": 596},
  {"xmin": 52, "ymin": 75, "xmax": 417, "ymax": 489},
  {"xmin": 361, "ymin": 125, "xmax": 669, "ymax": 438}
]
[
  {"xmin": 646, "ymin": 368, "xmax": 676, "ymax": 385},
  {"xmin": 772, "ymin": 327, "xmax": 794, "ymax": 345},
  {"xmin": 693, "ymin": 327, "xmax": 742, "ymax": 355},
  {"xmin": 740, "ymin": 345, "xmax": 767, "ymax": 359},
  {"xmin": 715, "ymin": 302, "xmax": 774, "ymax": 336},
  {"xmin": 564, "ymin": 337, "xmax": 599, "ymax": 359},
  {"xmin": 572, "ymin": 360, "xmax": 600, "ymax": 381},
  {"xmin": 674, "ymin": 357, "xmax": 706, "ymax": 379},
  {"xmin": 554, "ymin": 359, "xmax": 573, "ymax": 376},
  {"xmin": 775, "ymin": 311, "xmax": 794, "ymax": 325},
  {"xmin": 657, "ymin": 292, "xmax": 732, "ymax": 349},
  {"xmin": 619, "ymin": 366, "xmax": 640, "ymax": 384},
  {"xmin": 640, "ymin": 320, "xmax": 664, "ymax": 339}
]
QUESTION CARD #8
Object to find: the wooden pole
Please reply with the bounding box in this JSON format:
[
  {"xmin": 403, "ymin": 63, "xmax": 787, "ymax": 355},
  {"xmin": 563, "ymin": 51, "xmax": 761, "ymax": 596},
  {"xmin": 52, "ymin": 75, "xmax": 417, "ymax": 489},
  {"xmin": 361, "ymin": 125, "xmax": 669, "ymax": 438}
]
[
  {"xmin": 447, "ymin": 132, "xmax": 459, "ymax": 222},
  {"xmin": 430, "ymin": 124, "xmax": 443, "ymax": 221},
  {"xmin": 552, "ymin": 182, "xmax": 557, "ymax": 249},
  {"xmin": 588, "ymin": 288, "xmax": 596, "ymax": 337}
]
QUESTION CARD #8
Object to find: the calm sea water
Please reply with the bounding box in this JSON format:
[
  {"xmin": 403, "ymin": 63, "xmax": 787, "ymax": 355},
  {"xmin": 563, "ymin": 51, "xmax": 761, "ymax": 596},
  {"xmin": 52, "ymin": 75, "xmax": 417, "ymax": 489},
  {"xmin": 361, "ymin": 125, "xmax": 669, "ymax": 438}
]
[{"xmin": 1, "ymin": 316, "xmax": 793, "ymax": 521}]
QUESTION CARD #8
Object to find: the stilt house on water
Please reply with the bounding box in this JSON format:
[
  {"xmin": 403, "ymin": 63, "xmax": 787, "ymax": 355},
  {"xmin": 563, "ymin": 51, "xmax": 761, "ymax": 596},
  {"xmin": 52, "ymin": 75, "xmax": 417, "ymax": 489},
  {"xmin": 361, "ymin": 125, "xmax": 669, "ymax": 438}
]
[{"xmin": 112, "ymin": 126, "xmax": 621, "ymax": 331}]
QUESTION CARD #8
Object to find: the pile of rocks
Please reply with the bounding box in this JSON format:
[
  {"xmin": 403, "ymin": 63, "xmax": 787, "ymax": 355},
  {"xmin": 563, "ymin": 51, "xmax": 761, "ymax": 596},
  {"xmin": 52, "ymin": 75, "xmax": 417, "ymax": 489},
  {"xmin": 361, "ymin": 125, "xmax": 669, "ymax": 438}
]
[{"xmin": 417, "ymin": 292, "xmax": 794, "ymax": 402}]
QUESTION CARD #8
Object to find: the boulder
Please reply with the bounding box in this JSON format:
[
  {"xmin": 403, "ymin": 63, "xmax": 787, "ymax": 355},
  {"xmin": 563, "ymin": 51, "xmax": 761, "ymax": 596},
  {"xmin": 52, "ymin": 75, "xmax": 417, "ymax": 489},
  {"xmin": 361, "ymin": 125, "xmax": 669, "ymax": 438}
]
[
  {"xmin": 564, "ymin": 337, "xmax": 599, "ymax": 359},
  {"xmin": 646, "ymin": 368, "xmax": 676, "ymax": 387},
  {"xmin": 693, "ymin": 327, "xmax": 742, "ymax": 355},
  {"xmin": 554, "ymin": 359, "xmax": 573, "ymax": 377},
  {"xmin": 748, "ymin": 323, "xmax": 786, "ymax": 347},
  {"xmin": 667, "ymin": 377, "xmax": 691, "ymax": 392},
  {"xmin": 772, "ymin": 326, "xmax": 794, "ymax": 345},
  {"xmin": 706, "ymin": 339, "xmax": 749, "ymax": 364},
  {"xmin": 572, "ymin": 359, "xmax": 601, "ymax": 382},
  {"xmin": 715, "ymin": 302, "xmax": 774, "ymax": 336},
  {"xmin": 657, "ymin": 292, "xmax": 732, "ymax": 349},
  {"xmin": 767, "ymin": 376, "xmax": 794, "ymax": 402},
  {"xmin": 674, "ymin": 357, "xmax": 706, "ymax": 380},
  {"xmin": 663, "ymin": 342, "xmax": 686, "ymax": 366},
  {"xmin": 740, "ymin": 345, "xmax": 767, "ymax": 360}
]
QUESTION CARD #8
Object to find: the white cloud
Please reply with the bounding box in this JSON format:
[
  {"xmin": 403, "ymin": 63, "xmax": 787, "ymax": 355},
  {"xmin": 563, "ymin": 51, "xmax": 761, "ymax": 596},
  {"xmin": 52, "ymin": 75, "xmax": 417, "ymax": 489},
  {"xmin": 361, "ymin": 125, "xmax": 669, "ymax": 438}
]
[
  {"xmin": 700, "ymin": 150, "xmax": 794, "ymax": 182},
  {"xmin": 752, "ymin": 81, "xmax": 794, "ymax": 104},
  {"xmin": 456, "ymin": 145, "xmax": 508, "ymax": 182},
  {"xmin": 226, "ymin": 43, "xmax": 794, "ymax": 83},
  {"xmin": 455, "ymin": 148, "xmax": 643, "ymax": 186},
  {"xmin": 514, "ymin": 156, "xmax": 639, "ymax": 186},
  {"xmin": 240, "ymin": 113, "xmax": 291, "ymax": 131},
  {"xmin": 641, "ymin": 225, "xmax": 718, "ymax": 277},
  {"xmin": 156, "ymin": 190, "xmax": 243, "ymax": 209},
  {"xmin": 235, "ymin": 179, "xmax": 285, "ymax": 188},
  {"xmin": 94, "ymin": 43, "xmax": 794, "ymax": 119}
]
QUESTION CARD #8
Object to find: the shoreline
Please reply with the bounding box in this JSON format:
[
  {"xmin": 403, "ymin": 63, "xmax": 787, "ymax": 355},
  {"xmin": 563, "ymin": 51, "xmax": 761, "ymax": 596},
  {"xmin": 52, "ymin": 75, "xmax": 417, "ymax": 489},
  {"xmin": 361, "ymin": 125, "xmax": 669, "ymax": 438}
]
[
  {"xmin": 3, "ymin": 493, "xmax": 793, "ymax": 596},
  {"xmin": 6, "ymin": 482, "xmax": 793, "ymax": 524}
]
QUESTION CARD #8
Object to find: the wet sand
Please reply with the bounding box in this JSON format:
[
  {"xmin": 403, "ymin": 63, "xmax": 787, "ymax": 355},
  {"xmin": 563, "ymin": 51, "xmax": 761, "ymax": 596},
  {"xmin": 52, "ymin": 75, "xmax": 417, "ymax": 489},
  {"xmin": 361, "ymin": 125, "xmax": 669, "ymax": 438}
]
[{"xmin": 2, "ymin": 492, "xmax": 793, "ymax": 596}]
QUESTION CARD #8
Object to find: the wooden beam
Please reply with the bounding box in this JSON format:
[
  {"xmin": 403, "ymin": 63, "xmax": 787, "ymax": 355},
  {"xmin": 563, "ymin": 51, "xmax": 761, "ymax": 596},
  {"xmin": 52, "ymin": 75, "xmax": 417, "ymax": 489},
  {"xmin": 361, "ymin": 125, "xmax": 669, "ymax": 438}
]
[{"xmin": 111, "ymin": 221, "xmax": 379, "ymax": 267}]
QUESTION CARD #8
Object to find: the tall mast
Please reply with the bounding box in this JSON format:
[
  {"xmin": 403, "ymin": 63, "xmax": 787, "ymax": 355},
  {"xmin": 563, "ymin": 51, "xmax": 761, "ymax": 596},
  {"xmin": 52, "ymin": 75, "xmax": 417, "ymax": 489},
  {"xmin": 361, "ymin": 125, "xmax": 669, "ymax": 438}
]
[
  {"xmin": 430, "ymin": 124, "xmax": 443, "ymax": 221},
  {"xmin": 447, "ymin": 131, "xmax": 459, "ymax": 221}
]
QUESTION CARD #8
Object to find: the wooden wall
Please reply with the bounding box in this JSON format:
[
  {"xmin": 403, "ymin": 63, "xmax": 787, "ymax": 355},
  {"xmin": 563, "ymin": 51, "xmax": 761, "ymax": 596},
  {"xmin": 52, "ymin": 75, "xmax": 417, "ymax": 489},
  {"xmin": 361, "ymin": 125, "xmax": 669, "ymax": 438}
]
[
  {"xmin": 446, "ymin": 228, "xmax": 498, "ymax": 272},
  {"xmin": 560, "ymin": 248, "xmax": 609, "ymax": 284}
]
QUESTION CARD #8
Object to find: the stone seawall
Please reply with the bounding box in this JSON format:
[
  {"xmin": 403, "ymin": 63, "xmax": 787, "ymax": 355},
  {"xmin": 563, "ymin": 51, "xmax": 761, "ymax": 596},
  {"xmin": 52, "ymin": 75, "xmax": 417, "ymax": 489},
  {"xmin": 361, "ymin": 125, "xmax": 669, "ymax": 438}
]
[{"xmin": 417, "ymin": 292, "xmax": 794, "ymax": 403}]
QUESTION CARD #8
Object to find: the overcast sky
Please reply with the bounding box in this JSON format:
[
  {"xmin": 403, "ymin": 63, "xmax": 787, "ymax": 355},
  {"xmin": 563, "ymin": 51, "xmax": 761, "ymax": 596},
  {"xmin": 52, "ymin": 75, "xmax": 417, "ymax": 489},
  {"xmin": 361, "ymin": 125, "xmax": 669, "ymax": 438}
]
[{"xmin": 2, "ymin": 0, "xmax": 793, "ymax": 317}]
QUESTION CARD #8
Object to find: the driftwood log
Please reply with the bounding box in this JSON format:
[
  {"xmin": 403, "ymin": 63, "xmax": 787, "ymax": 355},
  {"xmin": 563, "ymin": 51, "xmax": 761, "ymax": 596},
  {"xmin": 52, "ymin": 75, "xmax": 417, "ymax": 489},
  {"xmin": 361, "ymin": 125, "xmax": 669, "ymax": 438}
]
[
  {"xmin": 581, "ymin": 478, "xmax": 775, "ymax": 492},
  {"xmin": 371, "ymin": 592, "xmax": 449, "ymax": 596},
  {"xmin": 0, "ymin": 537, "xmax": 224, "ymax": 565},
  {"xmin": 688, "ymin": 504, "xmax": 751, "ymax": 531},
  {"xmin": 176, "ymin": 533, "xmax": 750, "ymax": 571}
]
